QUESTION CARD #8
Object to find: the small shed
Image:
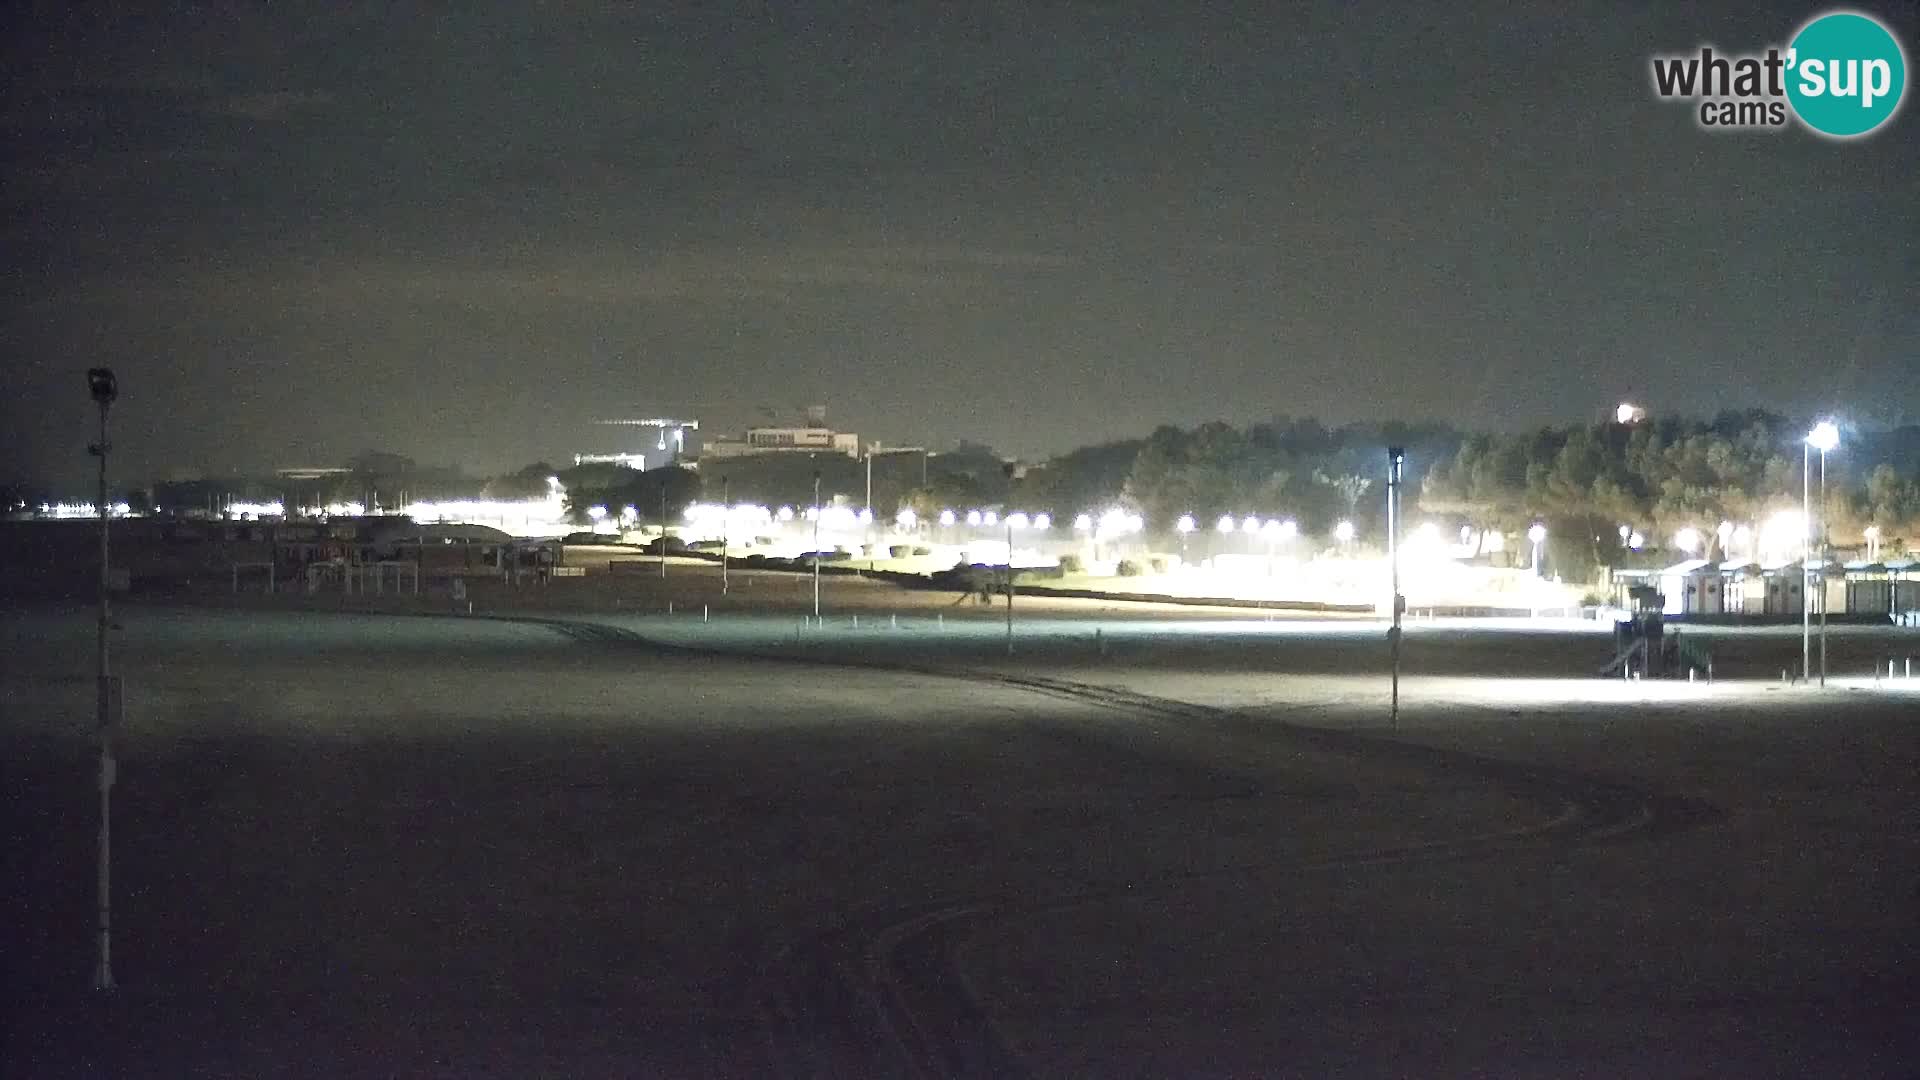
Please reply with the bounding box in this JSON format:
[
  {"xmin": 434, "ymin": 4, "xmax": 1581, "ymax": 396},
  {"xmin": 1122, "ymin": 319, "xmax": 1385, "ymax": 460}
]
[{"xmin": 1658, "ymin": 559, "xmax": 1721, "ymax": 615}]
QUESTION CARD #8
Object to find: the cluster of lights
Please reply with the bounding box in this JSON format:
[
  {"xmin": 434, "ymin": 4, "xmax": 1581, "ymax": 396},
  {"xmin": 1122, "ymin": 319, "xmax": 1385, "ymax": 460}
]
[
  {"xmin": 38, "ymin": 502, "xmax": 134, "ymax": 519},
  {"xmin": 1074, "ymin": 508, "xmax": 1143, "ymax": 540}
]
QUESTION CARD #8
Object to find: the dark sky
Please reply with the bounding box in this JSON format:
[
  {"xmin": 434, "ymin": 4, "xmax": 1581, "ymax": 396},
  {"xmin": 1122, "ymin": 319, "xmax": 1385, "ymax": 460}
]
[{"xmin": 5, "ymin": 2, "xmax": 1917, "ymax": 490}]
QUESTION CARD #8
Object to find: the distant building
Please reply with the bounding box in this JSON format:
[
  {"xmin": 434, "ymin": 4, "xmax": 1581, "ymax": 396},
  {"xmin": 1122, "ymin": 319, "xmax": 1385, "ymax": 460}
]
[
  {"xmin": 700, "ymin": 407, "xmax": 860, "ymax": 460},
  {"xmin": 702, "ymin": 426, "xmax": 860, "ymax": 460},
  {"xmin": 575, "ymin": 418, "xmax": 701, "ymax": 471}
]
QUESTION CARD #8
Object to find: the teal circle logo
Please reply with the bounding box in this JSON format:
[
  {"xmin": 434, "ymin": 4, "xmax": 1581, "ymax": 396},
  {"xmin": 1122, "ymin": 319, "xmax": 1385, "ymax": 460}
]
[{"xmin": 1785, "ymin": 11, "xmax": 1907, "ymax": 137}]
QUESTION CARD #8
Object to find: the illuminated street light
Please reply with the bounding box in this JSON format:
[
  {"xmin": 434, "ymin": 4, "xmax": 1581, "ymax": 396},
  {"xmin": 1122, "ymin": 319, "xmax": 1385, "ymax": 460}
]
[
  {"xmin": 1216, "ymin": 514, "xmax": 1235, "ymax": 535},
  {"xmin": 982, "ymin": 510, "xmax": 998, "ymax": 527},
  {"xmin": 1527, "ymin": 523, "xmax": 1547, "ymax": 576},
  {"xmin": 895, "ymin": 508, "xmax": 917, "ymax": 529},
  {"xmin": 1073, "ymin": 513, "xmax": 1093, "ymax": 531},
  {"xmin": 1616, "ymin": 402, "xmax": 1643, "ymax": 424},
  {"xmin": 1277, "ymin": 519, "xmax": 1298, "ymax": 541},
  {"xmin": 1715, "ymin": 520, "xmax": 1733, "ymax": 558},
  {"xmin": 1176, "ymin": 514, "xmax": 1196, "ymax": 535},
  {"xmin": 1673, "ymin": 527, "xmax": 1700, "ymax": 555},
  {"xmin": 1006, "ymin": 511, "xmax": 1030, "ymax": 530},
  {"xmin": 587, "ymin": 505, "xmax": 608, "ymax": 521},
  {"xmin": 966, "ymin": 509, "xmax": 983, "ymax": 527},
  {"xmin": 1803, "ymin": 420, "xmax": 1839, "ymax": 685},
  {"xmin": 776, "ymin": 506, "xmax": 794, "ymax": 522},
  {"xmin": 1032, "ymin": 513, "xmax": 1051, "ymax": 531},
  {"xmin": 1627, "ymin": 530, "xmax": 1644, "ymax": 550},
  {"xmin": 939, "ymin": 508, "xmax": 957, "ymax": 527},
  {"xmin": 1241, "ymin": 515, "xmax": 1261, "ymax": 534},
  {"xmin": 1334, "ymin": 520, "xmax": 1355, "ymax": 544}
]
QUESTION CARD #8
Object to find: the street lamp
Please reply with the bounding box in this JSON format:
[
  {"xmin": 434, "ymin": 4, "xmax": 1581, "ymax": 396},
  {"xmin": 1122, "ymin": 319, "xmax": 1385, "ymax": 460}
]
[
  {"xmin": 1527, "ymin": 523, "xmax": 1547, "ymax": 575},
  {"xmin": 1673, "ymin": 527, "xmax": 1700, "ymax": 556},
  {"xmin": 1335, "ymin": 520, "xmax": 1355, "ymax": 546},
  {"xmin": 1804, "ymin": 420, "xmax": 1839, "ymax": 686},
  {"xmin": 1386, "ymin": 448, "xmax": 1405, "ymax": 725},
  {"xmin": 86, "ymin": 367, "xmax": 118, "ymax": 992},
  {"xmin": 1260, "ymin": 517, "xmax": 1285, "ymax": 576},
  {"xmin": 1003, "ymin": 511, "xmax": 1038, "ymax": 654}
]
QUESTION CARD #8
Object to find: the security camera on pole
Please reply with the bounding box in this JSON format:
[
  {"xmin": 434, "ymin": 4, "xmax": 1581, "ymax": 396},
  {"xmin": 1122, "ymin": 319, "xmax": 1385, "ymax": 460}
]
[{"xmin": 86, "ymin": 367, "xmax": 119, "ymax": 992}]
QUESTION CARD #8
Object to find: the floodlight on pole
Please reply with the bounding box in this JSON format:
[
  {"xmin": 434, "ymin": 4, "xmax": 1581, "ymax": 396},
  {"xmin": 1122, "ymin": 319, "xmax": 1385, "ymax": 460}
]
[
  {"xmin": 1802, "ymin": 420, "xmax": 1838, "ymax": 685},
  {"xmin": 1386, "ymin": 447, "xmax": 1404, "ymax": 725},
  {"xmin": 1216, "ymin": 514, "xmax": 1235, "ymax": 535},
  {"xmin": 1004, "ymin": 512, "xmax": 1027, "ymax": 654}
]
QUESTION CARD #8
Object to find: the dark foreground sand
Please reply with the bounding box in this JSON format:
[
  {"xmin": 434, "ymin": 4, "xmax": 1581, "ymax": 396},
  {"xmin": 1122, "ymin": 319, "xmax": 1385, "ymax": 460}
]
[{"xmin": 4, "ymin": 599, "xmax": 1918, "ymax": 1077}]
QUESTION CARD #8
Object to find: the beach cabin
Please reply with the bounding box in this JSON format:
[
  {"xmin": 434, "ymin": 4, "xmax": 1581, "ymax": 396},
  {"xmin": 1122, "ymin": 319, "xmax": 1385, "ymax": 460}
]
[
  {"xmin": 1657, "ymin": 559, "xmax": 1721, "ymax": 615},
  {"xmin": 1755, "ymin": 561, "xmax": 1805, "ymax": 615}
]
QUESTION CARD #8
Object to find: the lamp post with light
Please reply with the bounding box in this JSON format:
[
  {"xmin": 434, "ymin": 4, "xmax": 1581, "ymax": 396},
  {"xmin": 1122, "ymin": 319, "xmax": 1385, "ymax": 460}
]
[
  {"xmin": 1386, "ymin": 448, "xmax": 1404, "ymax": 725},
  {"xmin": 1803, "ymin": 421, "xmax": 1838, "ymax": 685}
]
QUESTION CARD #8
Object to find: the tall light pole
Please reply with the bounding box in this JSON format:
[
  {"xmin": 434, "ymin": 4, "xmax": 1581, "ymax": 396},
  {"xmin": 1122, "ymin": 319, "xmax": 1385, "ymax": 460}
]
[
  {"xmin": 87, "ymin": 367, "xmax": 118, "ymax": 992},
  {"xmin": 720, "ymin": 476, "xmax": 729, "ymax": 596},
  {"xmin": 1804, "ymin": 421, "xmax": 1839, "ymax": 685},
  {"xmin": 1005, "ymin": 513, "xmax": 1018, "ymax": 655},
  {"xmin": 1386, "ymin": 448, "xmax": 1404, "ymax": 726},
  {"xmin": 659, "ymin": 483, "xmax": 668, "ymax": 579},
  {"xmin": 811, "ymin": 470, "xmax": 821, "ymax": 619},
  {"xmin": 1811, "ymin": 421, "xmax": 1838, "ymax": 686}
]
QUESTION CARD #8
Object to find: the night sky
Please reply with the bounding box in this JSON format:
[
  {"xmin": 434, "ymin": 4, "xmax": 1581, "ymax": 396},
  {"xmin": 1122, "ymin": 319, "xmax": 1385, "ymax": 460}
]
[{"xmin": 5, "ymin": 2, "xmax": 1917, "ymax": 490}]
